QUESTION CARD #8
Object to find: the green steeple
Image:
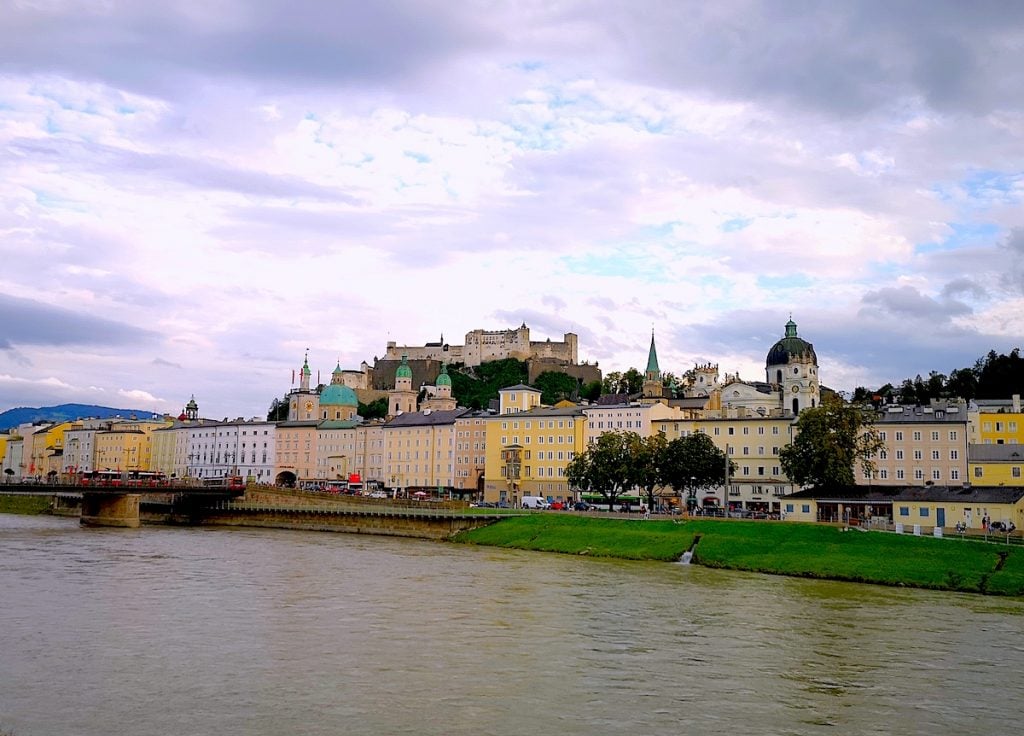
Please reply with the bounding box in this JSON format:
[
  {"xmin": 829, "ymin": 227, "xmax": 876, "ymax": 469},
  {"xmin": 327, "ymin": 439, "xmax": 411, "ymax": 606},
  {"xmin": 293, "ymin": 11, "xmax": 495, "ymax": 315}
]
[
  {"xmin": 436, "ymin": 363, "xmax": 452, "ymax": 387},
  {"xmin": 646, "ymin": 331, "xmax": 660, "ymax": 376},
  {"xmin": 785, "ymin": 318, "xmax": 798, "ymax": 338},
  {"xmin": 301, "ymin": 351, "xmax": 311, "ymax": 376},
  {"xmin": 395, "ymin": 354, "xmax": 413, "ymax": 379}
]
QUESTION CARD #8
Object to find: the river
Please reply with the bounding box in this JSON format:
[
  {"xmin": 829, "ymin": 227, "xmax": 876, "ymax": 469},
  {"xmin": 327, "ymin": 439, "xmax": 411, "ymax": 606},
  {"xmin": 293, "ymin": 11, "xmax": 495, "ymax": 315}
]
[{"xmin": 1, "ymin": 514, "xmax": 1022, "ymax": 735}]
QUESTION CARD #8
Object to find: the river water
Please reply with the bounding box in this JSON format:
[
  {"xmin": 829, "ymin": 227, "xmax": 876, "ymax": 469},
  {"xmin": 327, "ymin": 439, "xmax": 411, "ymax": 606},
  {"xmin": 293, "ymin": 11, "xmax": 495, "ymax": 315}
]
[{"xmin": 1, "ymin": 514, "xmax": 1022, "ymax": 736}]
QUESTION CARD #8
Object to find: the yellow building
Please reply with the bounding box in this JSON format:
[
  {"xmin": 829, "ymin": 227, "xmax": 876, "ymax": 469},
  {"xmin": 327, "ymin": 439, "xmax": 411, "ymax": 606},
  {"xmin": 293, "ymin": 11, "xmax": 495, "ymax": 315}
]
[
  {"xmin": 28, "ymin": 421, "xmax": 75, "ymax": 479},
  {"xmin": 969, "ymin": 444, "xmax": 1024, "ymax": 486},
  {"xmin": 0, "ymin": 433, "xmax": 8, "ymax": 479},
  {"xmin": 970, "ymin": 395, "xmax": 1023, "ymax": 445},
  {"xmin": 781, "ymin": 485, "xmax": 1024, "ymax": 531},
  {"xmin": 865, "ymin": 404, "xmax": 970, "ymax": 486},
  {"xmin": 317, "ymin": 419, "xmax": 387, "ymax": 485},
  {"xmin": 653, "ymin": 412, "xmax": 795, "ymax": 513},
  {"xmin": 498, "ymin": 384, "xmax": 542, "ymax": 415},
  {"xmin": 483, "ymin": 405, "xmax": 587, "ymax": 506},
  {"xmin": 383, "ymin": 409, "xmax": 466, "ymax": 495},
  {"xmin": 274, "ymin": 420, "xmax": 320, "ymax": 486},
  {"xmin": 453, "ymin": 410, "xmax": 490, "ymax": 497}
]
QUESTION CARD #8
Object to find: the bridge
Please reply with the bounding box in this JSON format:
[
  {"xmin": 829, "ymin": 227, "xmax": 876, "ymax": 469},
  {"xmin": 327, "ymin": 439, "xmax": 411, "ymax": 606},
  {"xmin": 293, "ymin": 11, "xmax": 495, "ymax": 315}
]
[
  {"xmin": 2, "ymin": 482, "xmax": 243, "ymax": 528},
  {"xmin": 1, "ymin": 484, "xmax": 510, "ymax": 539}
]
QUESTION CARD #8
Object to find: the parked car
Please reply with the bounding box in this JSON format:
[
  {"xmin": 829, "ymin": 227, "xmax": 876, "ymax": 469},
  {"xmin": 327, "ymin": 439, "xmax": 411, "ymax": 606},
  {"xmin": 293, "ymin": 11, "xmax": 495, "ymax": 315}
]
[
  {"xmin": 549, "ymin": 501, "xmax": 565, "ymax": 510},
  {"xmin": 521, "ymin": 496, "xmax": 550, "ymax": 510},
  {"xmin": 573, "ymin": 501, "xmax": 593, "ymax": 511}
]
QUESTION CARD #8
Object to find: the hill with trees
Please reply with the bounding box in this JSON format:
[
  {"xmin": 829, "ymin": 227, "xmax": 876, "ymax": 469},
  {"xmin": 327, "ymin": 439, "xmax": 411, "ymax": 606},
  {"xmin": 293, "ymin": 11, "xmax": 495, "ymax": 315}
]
[
  {"xmin": 0, "ymin": 404, "xmax": 159, "ymax": 431},
  {"xmin": 852, "ymin": 349, "xmax": 1023, "ymax": 404}
]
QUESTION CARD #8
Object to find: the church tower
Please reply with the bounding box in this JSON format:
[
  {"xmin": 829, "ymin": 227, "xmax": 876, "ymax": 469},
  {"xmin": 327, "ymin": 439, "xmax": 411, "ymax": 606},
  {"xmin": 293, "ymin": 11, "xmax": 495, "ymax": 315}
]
[
  {"xmin": 388, "ymin": 354, "xmax": 418, "ymax": 416},
  {"xmin": 288, "ymin": 351, "xmax": 320, "ymax": 421},
  {"xmin": 422, "ymin": 363, "xmax": 457, "ymax": 412},
  {"xmin": 184, "ymin": 395, "xmax": 199, "ymax": 421},
  {"xmin": 765, "ymin": 318, "xmax": 819, "ymax": 416},
  {"xmin": 641, "ymin": 331, "xmax": 667, "ymax": 401}
]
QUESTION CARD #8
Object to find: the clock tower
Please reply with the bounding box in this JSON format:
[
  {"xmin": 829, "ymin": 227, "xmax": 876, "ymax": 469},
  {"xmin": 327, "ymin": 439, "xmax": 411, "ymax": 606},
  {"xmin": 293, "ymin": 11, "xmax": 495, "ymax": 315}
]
[{"xmin": 288, "ymin": 351, "xmax": 320, "ymax": 421}]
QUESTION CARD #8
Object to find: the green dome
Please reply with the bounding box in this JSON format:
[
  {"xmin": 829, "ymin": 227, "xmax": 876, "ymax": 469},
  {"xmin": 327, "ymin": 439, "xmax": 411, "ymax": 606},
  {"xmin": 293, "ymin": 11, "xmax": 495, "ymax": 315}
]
[
  {"xmin": 320, "ymin": 384, "xmax": 358, "ymax": 406},
  {"xmin": 396, "ymin": 354, "xmax": 413, "ymax": 379},
  {"xmin": 436, "ymin": 364, "xmax": 451, "ymax": 387},
  {"xmin": 766, "ymin": 319, "xmax": 817, "ymax": 366}
]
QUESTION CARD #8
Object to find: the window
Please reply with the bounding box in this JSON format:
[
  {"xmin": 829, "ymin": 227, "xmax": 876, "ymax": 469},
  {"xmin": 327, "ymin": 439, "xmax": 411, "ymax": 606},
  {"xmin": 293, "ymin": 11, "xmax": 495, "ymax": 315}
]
[
  {"xmin": 913, "ymin": 431, "xmax": 922, "ymax": 441},
  {"xmin": 931, "ymin": 450, "xmax": 940, "ymax": 460},
  {"xmin": 950, "ymin": 469, "xmax": 959, "ymax": 480},
  {"xmin": 913, "ymin": 450, "xmax": 922, "ymax": 460},
  {"xmin": 931, "ymin": 431, "xmax": 939, "ymax": 441},
  {"xmin": 897, "ymin": 469, "xmax": 905, "ymax": 480},
  {"xmin": 975, "ymin": 467, "xmax": 983, "ymax": 478},
  {"xmin": 879, "ymin": 431, "xmax": 887, "ymax": 441},
  {"xmin": 785, "ymin": 504, "xmax": 794, "ymax": 513},
  {"xmin": 728, "ymin": 427, "xmax": 735, "ymax": 435},
  {"xmin": 914, "ymin": 469, "xmax": 924, "ymax": 480},
  {"xmin": 896, "ymin": 449, "xmax": 904, "ymax": 460},
  {"xmin": 879, "ymin": 469, "xmax": 888, "ymax": 479},
  {"xmin": 899, "ymin": 507, "xmax": 909, "ymax": 517},
  {"xmin": 1013, "ymin": 467, "xmax": 1022, "ymax": 479},
  {"xmin": 932, "ymin": 470, "xmax": 941, "ymax": 480},
  {"xmin": 950, "ymin": 450, "xmax": 958, "ymax": 460},
  {"xmin": 895, "ymin": 431, "xmax": 903, "ymax": 441},
  {"xmin": 920, "ymin": 508, "xmax": 930, "ymax": 518},
  {"xmin": 802, "ymin": 504, "xmax": 811, "ymax": 513}
]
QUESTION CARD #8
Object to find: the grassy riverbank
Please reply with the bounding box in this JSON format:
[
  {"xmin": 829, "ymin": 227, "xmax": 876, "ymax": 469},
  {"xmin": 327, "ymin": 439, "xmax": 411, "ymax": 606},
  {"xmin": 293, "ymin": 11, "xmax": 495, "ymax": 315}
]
[
  {"xmin": 0, "ymin": 494, "xmax": 52, "ymax": 515},
  {"xmin": 453, "ymin": 515, "xmax": 1024, "ymax": 596}
]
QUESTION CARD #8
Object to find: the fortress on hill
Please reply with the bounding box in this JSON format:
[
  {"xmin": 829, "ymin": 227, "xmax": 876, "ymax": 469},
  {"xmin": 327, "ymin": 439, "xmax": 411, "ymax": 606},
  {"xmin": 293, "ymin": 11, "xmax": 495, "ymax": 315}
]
[{"xmin": 383, "ymin": 324, "xmax": 578, "ymax": 367}]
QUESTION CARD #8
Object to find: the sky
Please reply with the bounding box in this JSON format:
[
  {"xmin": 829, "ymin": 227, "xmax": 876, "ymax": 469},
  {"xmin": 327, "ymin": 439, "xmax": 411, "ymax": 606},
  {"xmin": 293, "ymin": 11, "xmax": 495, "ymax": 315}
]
[{"xmin": 1, "ymin": 0, "xmax": 1023, "ymax": 419}]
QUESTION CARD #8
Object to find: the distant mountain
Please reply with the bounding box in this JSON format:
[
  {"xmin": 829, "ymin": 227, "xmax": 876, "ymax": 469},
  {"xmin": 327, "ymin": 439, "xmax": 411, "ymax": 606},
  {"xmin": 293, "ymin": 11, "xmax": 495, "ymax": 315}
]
[{"xmin": 0, "ymin": 404, "xmax": 162, "ymax": 432}]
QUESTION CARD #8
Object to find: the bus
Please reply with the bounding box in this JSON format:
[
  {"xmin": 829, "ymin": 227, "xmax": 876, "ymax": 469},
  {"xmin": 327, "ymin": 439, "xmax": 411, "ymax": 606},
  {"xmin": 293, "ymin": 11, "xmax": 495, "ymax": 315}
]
[
  {"xmin": 79, "ymin": 470, "xmax": 169, "ymax": 488},
  {"xmin": 202, "ymin": 475, "xmax": 245, "ymax": 491},
  {"xmin": 581, "ymin": 494, "xmax": 643, "ymax": 512}
]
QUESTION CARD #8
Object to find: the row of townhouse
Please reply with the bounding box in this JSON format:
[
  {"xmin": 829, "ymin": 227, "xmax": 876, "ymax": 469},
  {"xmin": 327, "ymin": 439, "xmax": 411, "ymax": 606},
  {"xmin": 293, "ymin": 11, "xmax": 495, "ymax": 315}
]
[
  {"xmin": 1, "ymin": 417, "xmax": 169, "ymax": 481},
  {"xmin": 3, "ymin": 392, "xmax": 1021, "ymax": 508}
]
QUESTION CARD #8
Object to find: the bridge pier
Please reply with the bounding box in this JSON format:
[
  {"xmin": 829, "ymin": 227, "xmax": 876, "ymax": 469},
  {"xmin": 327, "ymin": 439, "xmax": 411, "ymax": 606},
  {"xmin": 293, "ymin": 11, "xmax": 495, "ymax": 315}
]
[{"xmin": 81, "ymin": 492, "xmax": 142, "ymax": 528}]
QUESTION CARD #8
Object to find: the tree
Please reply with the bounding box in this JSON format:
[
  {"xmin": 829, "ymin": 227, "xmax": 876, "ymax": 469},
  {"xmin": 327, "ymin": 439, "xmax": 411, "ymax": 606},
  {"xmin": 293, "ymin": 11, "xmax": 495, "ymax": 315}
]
[
  {"xmin": 566, "ymin": 431, "xmax": 638, "ymax": 509},
  {"xmin": 358, "ymin": 397, "xmax": 388, "ymax": 420},
  {"xmin": 601, "ymin": 371, "xmax": 624, "ymax": 395},
  {"xmin": 267, "ymin": 395, "xmax": 289, "ymax": 421},
  {"xmin": 779, "ymin": 394, "xmax": 884, "ymax": 489},
  {"xmin": 533, "ymin": 371, "xmax": 579, "ymax": 405},
  {"xmin": 629, "ymin": 432, "xmax": 668, "ymax": 511},
  {"xmin": 622, "ymin": 368, "xmax": 644, "ymax": 394},
  {"xmin": 581, "ymin": 380, "xmax": 603, "ymax": 402},
  {"xmin": 660, "ymin": 432, "xmax": 733, "ymax": 511}
]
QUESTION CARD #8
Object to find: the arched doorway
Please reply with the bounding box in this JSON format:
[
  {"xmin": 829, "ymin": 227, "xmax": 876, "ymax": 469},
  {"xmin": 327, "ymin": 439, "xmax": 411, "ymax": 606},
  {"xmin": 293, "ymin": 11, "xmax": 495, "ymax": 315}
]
[{"xmin": 275, "ymin": 470, "xmax": 297, "ymax": 488}]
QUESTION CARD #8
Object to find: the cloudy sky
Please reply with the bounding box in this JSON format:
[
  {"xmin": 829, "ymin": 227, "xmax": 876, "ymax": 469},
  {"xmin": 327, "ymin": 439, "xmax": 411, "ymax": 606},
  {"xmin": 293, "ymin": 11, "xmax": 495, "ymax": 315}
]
[{"xmin": 2, "ymin": 1, "xmax": 1023, "ymax": 418}]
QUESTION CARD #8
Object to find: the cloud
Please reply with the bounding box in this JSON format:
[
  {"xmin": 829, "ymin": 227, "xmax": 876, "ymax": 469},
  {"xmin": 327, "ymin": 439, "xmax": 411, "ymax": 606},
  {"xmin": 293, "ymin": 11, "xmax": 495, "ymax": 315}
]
[
  {"xmin": 0, "ymin": 294, "xmax": 157, "ymax": 348},
  {"xmin": 860, "ymin": 285, "xmax": 972, "ymax": 321},
  {"xmin": 117, "ymin": 388, "xmax": 165, "ymax": 405},
  {"xmin": 151, "ymin": 358, "xmax": 183, "ymax": 369}
]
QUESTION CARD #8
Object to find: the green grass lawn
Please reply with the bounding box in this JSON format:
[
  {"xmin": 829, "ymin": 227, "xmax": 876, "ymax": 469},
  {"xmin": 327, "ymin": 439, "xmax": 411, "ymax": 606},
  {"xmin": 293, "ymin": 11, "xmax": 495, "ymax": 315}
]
[
  {"xmin": 0, "ymin": 494, "xmax": 52, "ymax": 515},
  {"xmin": 453, "ymin": 515, "xmax": 1024, "ymax": 596}
]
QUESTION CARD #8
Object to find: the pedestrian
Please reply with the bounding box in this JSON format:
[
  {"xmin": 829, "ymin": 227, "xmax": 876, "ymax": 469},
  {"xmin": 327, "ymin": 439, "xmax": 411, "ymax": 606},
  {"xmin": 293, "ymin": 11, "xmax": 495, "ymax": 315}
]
[{"xmin": 642, "ymin": 503, "xmax": 650, "ymax": 520}]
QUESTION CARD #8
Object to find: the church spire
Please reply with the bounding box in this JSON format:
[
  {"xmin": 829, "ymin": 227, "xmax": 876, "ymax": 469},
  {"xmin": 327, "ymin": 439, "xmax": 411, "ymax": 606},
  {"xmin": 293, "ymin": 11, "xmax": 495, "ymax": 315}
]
[{"xmin": 645, "ymin": 330, "xmax": 660, "ymax": 379}]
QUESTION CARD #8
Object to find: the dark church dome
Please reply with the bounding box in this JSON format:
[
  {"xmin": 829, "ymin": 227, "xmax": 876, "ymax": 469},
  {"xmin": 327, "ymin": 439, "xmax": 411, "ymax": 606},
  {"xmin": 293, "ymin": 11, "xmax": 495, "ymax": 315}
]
[{"xmin": 766, "ymin": 319, "xmax": 816, "ymax": 366}]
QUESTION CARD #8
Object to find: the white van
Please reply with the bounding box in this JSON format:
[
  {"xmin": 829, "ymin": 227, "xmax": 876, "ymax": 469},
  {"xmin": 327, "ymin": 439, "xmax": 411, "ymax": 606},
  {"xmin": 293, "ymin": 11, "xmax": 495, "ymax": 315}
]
[{"xmin": 521, "ymin": 496, "xmax": 550, "ymax": 510}]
